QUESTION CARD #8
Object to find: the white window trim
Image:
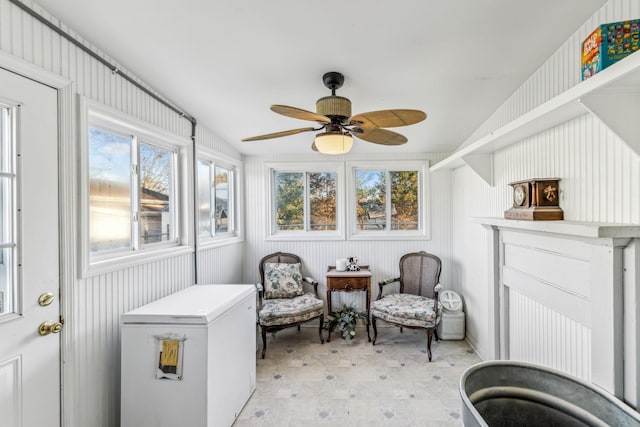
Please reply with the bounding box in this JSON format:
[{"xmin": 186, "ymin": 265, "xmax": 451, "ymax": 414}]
[
  {"xmin": 0, "ymin": 98, "xmax": 21, "ymax": 324},
  {"xmin": 196, "ymin": 147, "xmax": 243, "ymax": 250},
  {"xmin": 266, "ymin": 161, "xmax": 345, "ymax": 241},
  {"xmin": 346, "ymin": 160, "xmax": 431, "ymax": 241},
  {"xmin": 78, "ymin": 96, "xmax": 193, "ymax": 278}
]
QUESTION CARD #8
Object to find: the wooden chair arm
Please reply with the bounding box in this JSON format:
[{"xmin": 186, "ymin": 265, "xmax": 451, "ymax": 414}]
[
  {"xmin": 303, "ymin": 276, "xmax": 319, "ymax": 296},
  {"xmin": 377, "ymin": 277, "xmax": 400, "ymax": 300},
  {"xmin": 434, "ymin": 283, "xmax": 442, "ymax": 304},
  {"xmin": 255, "ymin": 282, "xmax": 264, "ymax": 306}
]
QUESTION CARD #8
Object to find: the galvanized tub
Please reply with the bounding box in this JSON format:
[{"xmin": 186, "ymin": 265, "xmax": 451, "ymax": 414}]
[{"xmin": 459, "ymin": 361, "xmax": 640, "ymax": 427}]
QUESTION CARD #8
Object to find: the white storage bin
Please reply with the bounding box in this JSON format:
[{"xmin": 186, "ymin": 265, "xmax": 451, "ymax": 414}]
[
  {"xmin": 437, "ymin": 289, "xmax": 465, "ymax": 340},
  {"xmin": 437, "ymin": 310, "xmax": 466, "ymax": 340}
]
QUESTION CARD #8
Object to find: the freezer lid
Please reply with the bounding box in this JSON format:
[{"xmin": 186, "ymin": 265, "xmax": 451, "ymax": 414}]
[{"xmin": 120, "ymin": 284, "xmax": 256, "ymax": 325}]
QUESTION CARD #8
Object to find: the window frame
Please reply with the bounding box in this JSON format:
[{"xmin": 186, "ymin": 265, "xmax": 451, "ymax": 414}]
[
  {"xmin": 196, "ymin": 148, "xmax": 243, "ymax": 249},
  {"xmin": 347, "ymin": 160, "xmax": 430, "ymax": 240},
  {"xmin": 79, "ymin": 96, "xmax": 193, "ymax": 277},
  {"xmin": 266, "ymin": 161, "xmax": 345, "ymax": 241},
  {"xmin": 0, "ymin": 100, "xmax": 21, "ymax": 323}
]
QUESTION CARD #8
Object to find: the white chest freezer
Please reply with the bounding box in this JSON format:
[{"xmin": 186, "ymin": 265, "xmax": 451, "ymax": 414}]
[{"xmin": 120, "ymin": 284, "xmax": 256, "ymax": 427}]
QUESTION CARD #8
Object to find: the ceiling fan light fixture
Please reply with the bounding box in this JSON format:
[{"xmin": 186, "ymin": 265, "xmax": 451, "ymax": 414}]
[{"xmin": 314, "ymin": 131, "xmax": 353, "ymax": 155}]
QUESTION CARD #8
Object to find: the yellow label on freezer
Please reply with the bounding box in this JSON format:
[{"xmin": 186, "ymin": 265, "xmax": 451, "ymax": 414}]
[{"xmin": 161, "ymin": 340, "xmax": 179, "ymax": 366}]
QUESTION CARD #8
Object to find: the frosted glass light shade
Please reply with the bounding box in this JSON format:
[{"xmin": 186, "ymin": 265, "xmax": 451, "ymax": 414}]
[{"xmin": 314, "ymin": 132, "xmax": 353, "ymax": 154}]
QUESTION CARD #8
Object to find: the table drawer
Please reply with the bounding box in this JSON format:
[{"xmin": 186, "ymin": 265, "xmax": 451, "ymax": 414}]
[{"xmin": 327, "ymin": 276, "xmax": 369, "ymax": 290}]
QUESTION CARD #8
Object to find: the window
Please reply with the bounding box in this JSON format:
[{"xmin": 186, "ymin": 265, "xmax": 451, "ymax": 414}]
[
  {"xmin": 80, "ymin": 97, "xmax": 192, "ymax": 276},
  {"xmin": 197, "ymin": 150, "xmax": 242, "ymax": 246},
  {"xmin": 348, "ymin": 161, "xmax": 429, "ymax": 239},
  {"xmin": 0, "ymin": 104, "xmax": 16, "ymax": 318},
  {"xmin": 267, "ymin": 162, "xmax": 344, "ymax": 240}
]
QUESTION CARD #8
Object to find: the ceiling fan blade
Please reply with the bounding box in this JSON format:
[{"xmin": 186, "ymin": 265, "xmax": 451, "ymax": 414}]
[
  {"xmin": 353, "ymin": 127, "xmax": 407, "ymax": 145},
  {"xmin": 349, "ymin": 109, "xmax": 426, "ymax": 128},
  {"xmin": 271, "ymin": 105, "xmax": 331, "ymax": 124},
  {"xmin": 241, "ymin": 127, "xmax": 316, "ymax": 141}
]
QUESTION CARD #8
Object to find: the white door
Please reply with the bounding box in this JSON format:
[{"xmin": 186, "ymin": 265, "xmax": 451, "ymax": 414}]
[{"xmin": 0, "ymin": 67, "xmax": 60, "ymax": 427}]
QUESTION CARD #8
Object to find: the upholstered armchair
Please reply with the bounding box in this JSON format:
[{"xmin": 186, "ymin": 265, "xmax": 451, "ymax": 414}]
[
  {"xmin": 370, "ymin": 251, "xmax": 443, "ymax": 361},
  {"xmin": 256, "ymin": 252, "xmax": 324, "ymax": 358}
]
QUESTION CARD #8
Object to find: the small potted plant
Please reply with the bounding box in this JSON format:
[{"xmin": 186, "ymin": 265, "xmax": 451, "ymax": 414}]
[{"xmin": 323, "ymin": 305, "xmax": 368, "ymax": 340}]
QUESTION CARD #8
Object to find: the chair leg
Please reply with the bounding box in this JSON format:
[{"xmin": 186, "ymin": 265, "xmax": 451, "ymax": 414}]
[
  {"xmin": 319, "ymin": 315, "xmax": 325, "ymax": 344},
  {"xmin": 434, "ymin": 328, "xmax": 439, "ymax": 342},
  {"xmin": 261, "ymin": 326, "xmax": 267, "ymax": 359},
  {"xmin": 400, "ymin": 326, "xmax": 403, "ymax": 334},
  {"xmin": 372, "ymin": 316, "xmax": 378, "ymax": 345},
  {"xmin": 426, "ymin": 328, "xmax": 434, "ymax": 362},
  {"xmin": 298, "ymin": 324, "xmax": 301, "ymax": 332}
]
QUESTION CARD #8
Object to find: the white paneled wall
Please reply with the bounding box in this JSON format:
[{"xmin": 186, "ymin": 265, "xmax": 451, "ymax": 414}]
[
  {"xmin": 460, "ymin": 0, "xmax": 640, "ymax": 149},
  {"xmin": 194, "ymin": 123, "xmax": 245, "ymax": 285},
  {"xmin": 451, "ymin": 0, "xmax": 640, "ymax": 398},
  {"xmin": 508, "ymin": 289, "xmax": 592, "ymax": 381},
  {"xmin": 242, "ymin": 152, "xmax": 453, "ymax": 310},
  {"xmin": 0, "ymin": 0, "xmax": 243, "ymax": 425}
]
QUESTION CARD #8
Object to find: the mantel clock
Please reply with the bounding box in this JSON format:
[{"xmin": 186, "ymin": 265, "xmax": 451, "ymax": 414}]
[{"xmin": 504, "ymin": 178, "xmax": 563, "ymax": 221}]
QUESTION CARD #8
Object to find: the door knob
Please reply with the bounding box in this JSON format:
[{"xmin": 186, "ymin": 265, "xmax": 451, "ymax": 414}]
[{"xmin": 38, "ymin": 320, "xmax": 64, "ymax": 336}]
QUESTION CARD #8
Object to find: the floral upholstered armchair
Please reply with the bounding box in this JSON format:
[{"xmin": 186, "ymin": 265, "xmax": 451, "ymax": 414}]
[
  {"xmin": 256, "ymin": 252, "xmax": 324, "ymax": 358},
  {"xmin": 370, "ymin": 251, "xmax": 443, "ymax": 361}
]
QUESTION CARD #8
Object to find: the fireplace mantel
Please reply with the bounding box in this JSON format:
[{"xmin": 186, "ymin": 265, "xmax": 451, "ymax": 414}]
[
  {"xmin": 471, "ymin": 217, "xmax": 640, "ymax": 240},
  {"xmin": 473, "ymin": 217, "xmax": 639, "ymax": 405}
]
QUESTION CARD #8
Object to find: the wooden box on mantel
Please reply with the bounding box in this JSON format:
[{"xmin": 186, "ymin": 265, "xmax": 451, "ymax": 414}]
[{"xmin": 504, "ymin": 178, "xmax": 563, "ymax": 221}]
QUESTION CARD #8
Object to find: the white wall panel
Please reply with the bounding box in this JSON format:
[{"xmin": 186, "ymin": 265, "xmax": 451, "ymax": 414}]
[
  {"xmin": 451, "ymin": 1, "xmax": 640, "ymax": 404},
  {"xmin": 460, "ymin": 0, "xmax": 640, "ymax": 150},
  {"xmin": 508, "ymin": 289, "xmax": 592, "ymax": 381},
  {"xmin": 194, "ymin": 120, "xmax": 245, "ymax": 285},
  {"xmin": 0, "ymin": 1, "xmax": 242, "ymax": 425},
  {"xmin": 243, "ymin": 152, "xmax": 453, "ymax": 312}
]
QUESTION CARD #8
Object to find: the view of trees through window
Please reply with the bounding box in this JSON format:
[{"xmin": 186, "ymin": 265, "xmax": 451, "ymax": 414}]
[
  {"xmin": 355, "ymin": 169, "xmax": 419, "ymax": 231},
  {"xmin": 274, "ymin": 171, "xmax": 336, "ymax": 231},
  {"xmin": 139, "ymin": 143, "xmax": 172, "ymax": 244}
]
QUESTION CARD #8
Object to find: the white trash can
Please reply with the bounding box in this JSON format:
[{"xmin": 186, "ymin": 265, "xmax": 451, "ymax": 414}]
[{"xmin": 437, "ymin": 289, "xmax": 465, "ymax": 340}]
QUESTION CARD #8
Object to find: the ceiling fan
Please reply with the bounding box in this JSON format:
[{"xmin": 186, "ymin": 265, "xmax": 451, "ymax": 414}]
[{"xmin": 242, "ymin": 71, "xmax": 427, "ymax": 154}]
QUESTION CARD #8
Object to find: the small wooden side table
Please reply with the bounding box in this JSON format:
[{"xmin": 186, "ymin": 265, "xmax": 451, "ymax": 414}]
[{"xmin": 325, "ymin": 266, "xmax": 372, "ymax": 342}]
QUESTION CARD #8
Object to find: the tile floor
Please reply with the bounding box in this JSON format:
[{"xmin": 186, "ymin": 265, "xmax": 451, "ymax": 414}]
[{"xmin": 234, "ymin": 325, "xmax": 481, "ymax": 426}]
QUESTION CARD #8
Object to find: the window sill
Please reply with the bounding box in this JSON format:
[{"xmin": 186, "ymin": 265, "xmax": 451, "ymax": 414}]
[
  {"xmin": 267, "ymin": 231, "xmax": 346, "ymax": 241},
  {"xmin": 347, "ymin": 232, "xmax": 430, "ymax": 241},
  {"xmin": 81, "ymin": 244, "xmax": 194, "ymax": 278}
]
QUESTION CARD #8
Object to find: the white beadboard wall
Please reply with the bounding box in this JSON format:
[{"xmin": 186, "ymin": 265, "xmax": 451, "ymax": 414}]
[
  {"xmin": 242, "ymin": 152, "xmax": 453, "ymax": 310},
  {"xmin": 194, "ymin": 124, "xmax": 245, "ymax": 285},
  {"xmin": 508, "ymin": 289, "xmax": 592, "ymax": 381},
  {"xmin": 460, "ymin": 0, "xmax": 640, "ymax": 149},
  {"xmin": 0, "ymin": 0, "xmax": 243, "ymax": 426},
  {"xmin": 451, "ymin": 0, "xmax": 640, "ymax": 383}
]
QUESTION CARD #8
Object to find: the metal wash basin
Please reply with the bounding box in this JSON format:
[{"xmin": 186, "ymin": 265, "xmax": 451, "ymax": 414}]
[{"xmin": 460, "ymin": 361, "xmax": 640, "ymax": 427}]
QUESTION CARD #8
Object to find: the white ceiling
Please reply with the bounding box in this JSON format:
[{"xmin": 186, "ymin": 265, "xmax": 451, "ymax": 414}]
[{"xmin": 32, "ymin": 0, "xmax": 605, "ymax": 156}]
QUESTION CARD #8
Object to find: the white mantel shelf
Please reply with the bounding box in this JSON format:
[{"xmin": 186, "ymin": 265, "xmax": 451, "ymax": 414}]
[
  {"xmin": 431, "ymin": 50, "xmax": 640, "ymax": 186},
  {"xmin": 471, "ymin": 217, "xmax": 640, "ymax": 239}
]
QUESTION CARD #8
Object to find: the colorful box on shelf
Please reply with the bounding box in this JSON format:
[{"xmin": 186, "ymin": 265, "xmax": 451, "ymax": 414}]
[{"xmin": 582, "ymin": 19, "xmax": 640, "ymax": 80}]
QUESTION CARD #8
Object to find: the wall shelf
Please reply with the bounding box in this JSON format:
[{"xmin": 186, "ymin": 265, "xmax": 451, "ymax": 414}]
[{"xmin": 430, "ymin": 51, "xmax": 640, "ymax": 185}]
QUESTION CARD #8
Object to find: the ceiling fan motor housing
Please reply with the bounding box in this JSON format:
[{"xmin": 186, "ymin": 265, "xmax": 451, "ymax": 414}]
[{"xmin": 316, "ymin": 95, "xmax": 352, "ymax": 120}]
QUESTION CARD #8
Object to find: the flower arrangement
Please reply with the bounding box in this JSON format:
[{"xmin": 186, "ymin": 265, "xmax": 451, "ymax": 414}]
[{"xmin": 323, "ymin": 305, "xmax": 368, "ymax": 340}]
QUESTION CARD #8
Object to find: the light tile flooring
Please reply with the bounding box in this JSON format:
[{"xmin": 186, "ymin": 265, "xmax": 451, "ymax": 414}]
[{"xmin": 234, "ymin": 326, "xmax": 481, "ymax": 426}]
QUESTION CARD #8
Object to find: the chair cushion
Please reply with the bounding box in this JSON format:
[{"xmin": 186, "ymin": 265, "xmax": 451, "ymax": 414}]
[
  {"xmin": 263, "ymin": 262, "xmax": 304, "ymax": 299},
  {"xmin": 259, "ymin": 293, "xmax": 324, "ymax": 326},
  {"xmin": 371, "ymin": 293, "xmax": 441, "ymax": 328}
]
